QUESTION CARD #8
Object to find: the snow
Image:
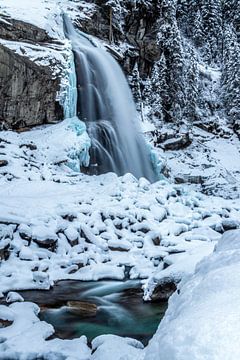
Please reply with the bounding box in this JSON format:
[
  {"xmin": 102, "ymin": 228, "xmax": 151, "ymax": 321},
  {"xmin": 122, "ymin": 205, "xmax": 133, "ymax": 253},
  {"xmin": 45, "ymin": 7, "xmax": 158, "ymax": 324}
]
[
  {"xmin": 0, "ymin": 1, "xmax": 239, "ymax": 358},
  {"xmin": 154, "ymin": 125, "xmax": 240, "ymax": 199},
  {"xmin": 0, "ymin": 121, "xmax": 239, "ymax": 301},
  {"xmin": 0, "ymin": 302, "xmax": 91, "ymax": 360},
  {"xmin": 0, "ymin": 0, "xmax": 95, "ymax": 39},
  {"xmin": 6, "ymin": 292, "xmax": 24, "ymax": 303},
  {"xmin": 144, "ymin": 230, "xmax": 240, "ymax": 360},
  {"xmin": 91, "ymin": 335, "xmax": 145, "ymax": 360}
]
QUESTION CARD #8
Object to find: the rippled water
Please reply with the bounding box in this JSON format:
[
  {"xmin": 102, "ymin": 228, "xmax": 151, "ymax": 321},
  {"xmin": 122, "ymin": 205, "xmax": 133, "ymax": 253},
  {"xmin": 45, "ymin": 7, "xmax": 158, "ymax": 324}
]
[{"xmin": 18, "ymin": 280, "xmax": 167, "ymax": 345}]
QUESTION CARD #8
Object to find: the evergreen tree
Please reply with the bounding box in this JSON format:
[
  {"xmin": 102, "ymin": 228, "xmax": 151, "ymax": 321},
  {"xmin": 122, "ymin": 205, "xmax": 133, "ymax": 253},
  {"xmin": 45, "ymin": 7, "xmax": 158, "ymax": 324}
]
[
  {"xmin": 129, "ymin": 63, "xmax": 144, "ymax": 119},
  {"xmin": 222, "ymin": 24, "xmax": 240, "ymax": 128},
  {"xmin": 184, "ymin": 47, "xmax": 199, "ymax": 121},
  {"xmin": 200, "ymin": 0, "xmax": 223, "ymax": 64}
]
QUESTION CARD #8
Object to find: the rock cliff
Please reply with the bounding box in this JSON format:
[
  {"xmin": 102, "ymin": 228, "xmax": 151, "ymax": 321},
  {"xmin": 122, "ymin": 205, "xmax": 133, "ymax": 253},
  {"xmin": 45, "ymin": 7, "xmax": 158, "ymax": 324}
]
[{"xmin": 0, "ymin": 15, "xmax": 63, "ymax": 130}]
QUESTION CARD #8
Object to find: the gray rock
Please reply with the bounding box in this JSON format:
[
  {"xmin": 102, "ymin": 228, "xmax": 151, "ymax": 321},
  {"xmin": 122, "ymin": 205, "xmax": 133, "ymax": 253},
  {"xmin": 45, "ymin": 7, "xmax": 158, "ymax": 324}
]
[
  {"xmin": 163, "ymin": 133, "xmax": 192, "ymax": 151},
  {"xmin": 0, "ymin": 44, "xmax": 63, "ymax": 129},
  {"xmin": 0, "ymin": 15, "xmax": 50, "ymax": 43},
  {"xmin": 150, "ymin": 281, "xmax": 177, "ymax": 302}
]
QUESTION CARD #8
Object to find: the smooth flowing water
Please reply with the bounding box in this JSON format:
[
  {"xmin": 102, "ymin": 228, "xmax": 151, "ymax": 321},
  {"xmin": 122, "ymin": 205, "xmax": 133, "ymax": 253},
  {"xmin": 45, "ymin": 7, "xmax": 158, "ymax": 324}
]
[
  {"xmin": 17, "ymin": 280, "xmax": 167, "ymax": 345},
  {"xmin": 63, "ymin": 16, "xmax": 157, "ymax": 182}
]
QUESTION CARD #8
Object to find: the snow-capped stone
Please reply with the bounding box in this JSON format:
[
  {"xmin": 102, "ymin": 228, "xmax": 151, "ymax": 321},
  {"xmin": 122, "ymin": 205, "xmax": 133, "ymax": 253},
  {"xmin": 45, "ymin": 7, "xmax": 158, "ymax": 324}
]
[
  {"xmin": 6, "ymin": 292, "xmax": 24, "ymax": 303},
  {"xmin": 19, "ymin": 246, "xmax": 35, "ymax": 261}
]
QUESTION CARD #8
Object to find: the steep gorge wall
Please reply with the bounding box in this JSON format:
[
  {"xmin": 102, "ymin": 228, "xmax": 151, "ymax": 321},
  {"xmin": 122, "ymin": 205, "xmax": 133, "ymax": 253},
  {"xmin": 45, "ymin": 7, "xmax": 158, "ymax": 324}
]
[{"xmin": 0, "ymin": 16, "xmax": 63, "ymax": 130}]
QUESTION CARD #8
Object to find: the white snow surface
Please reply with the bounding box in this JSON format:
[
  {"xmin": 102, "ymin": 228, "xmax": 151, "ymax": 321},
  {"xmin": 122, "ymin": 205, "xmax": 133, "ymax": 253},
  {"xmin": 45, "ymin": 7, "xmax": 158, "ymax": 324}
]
[
  {"xmin": 145, "ymin": 230, "xmax": 240, "ymax": 360},
  {"xmin": 154, "ymin": 125, "xmax": 240, "ymax": 199},
  {"xmin": 0, "ymin": 1, "xmax": 240, "ymax": 358},
  {"xmin": 0, "ymin": 0, "xmax": 95, "ymax": 39},
  {"xmin": 0, "ymin": 120, "xmax": 240, "ymax": 358}
]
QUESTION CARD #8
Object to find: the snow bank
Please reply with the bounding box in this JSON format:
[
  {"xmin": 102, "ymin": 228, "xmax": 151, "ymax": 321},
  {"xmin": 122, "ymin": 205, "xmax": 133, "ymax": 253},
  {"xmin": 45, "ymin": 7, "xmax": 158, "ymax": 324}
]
[
  {"xmin": 0, "ymin": 0, "xmax": 95, "ymax": 39},
  {"xmin": 145, "ymin": 230, "xmax": 240, "ymax": 360},
  {"xmin": 0, "ymin": 302, "xmax": 91, "ymax": 360}
]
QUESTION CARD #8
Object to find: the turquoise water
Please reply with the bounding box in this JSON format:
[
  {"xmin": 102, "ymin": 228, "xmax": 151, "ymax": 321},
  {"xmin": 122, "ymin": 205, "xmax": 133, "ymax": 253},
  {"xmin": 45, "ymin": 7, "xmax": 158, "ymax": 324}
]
[{"xmin": 19, "ymin": 280, "xmax": 167, "ymax": 346}]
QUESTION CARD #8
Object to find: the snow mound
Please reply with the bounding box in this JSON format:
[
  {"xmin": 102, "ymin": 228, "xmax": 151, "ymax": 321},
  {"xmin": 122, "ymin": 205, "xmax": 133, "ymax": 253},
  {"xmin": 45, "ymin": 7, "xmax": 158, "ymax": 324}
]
[{"xmin": 145, "ymin": 230, "xmax": 240, "ymax": 360}]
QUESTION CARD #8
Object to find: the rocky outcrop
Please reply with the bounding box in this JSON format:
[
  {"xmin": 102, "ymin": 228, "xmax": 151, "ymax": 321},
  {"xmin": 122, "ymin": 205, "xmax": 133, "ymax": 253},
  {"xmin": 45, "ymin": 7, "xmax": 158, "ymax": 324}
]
[
  {"xmin": 0, "ymin": 17, "xmax": 63, "ymax": 130},
  {"xmin": 0, "ymin": 44, "xmax": 63, "ymax": 129},
  {"xmin": 0, "ymin": 15, "xmax": 50, "ymax": 43},
  {"xmin": 75, "ymin": 0, "xmax": 161, "ymax": 77}
]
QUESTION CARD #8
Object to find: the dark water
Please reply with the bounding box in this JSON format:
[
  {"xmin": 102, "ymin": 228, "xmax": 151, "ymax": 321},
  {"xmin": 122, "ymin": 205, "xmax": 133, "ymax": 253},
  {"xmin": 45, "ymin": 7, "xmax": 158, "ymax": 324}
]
[{"xmin": 18, "ymin": 280, "xmax": 167, "ymax": 346}]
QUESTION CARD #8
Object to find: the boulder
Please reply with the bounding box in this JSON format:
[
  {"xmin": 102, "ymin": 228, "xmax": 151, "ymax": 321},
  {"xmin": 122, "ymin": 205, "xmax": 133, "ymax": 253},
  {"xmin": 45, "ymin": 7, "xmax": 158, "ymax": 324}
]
[
  {"xmin": 150, "ymin": 281, "xmax": 177, "ymax": 302},
  {"xmin": 67, "ymin": 301, "xmax": 97, "ymax": 317}
]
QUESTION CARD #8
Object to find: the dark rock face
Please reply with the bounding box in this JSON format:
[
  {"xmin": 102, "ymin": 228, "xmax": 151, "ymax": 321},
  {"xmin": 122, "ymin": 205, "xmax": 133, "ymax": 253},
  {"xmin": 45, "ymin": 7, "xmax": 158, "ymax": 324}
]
[
  {"xmin": 0, "ymin": 15, "xmax": 50, "ymax": 43},
  {"xmin": 150, "ymin": 281, "xmax": 177, "ymax": 302},
  {"xmin": 152, "ymin": 129, "xmax": 192, "ymax": 150},
  {"xmin": 0, "ymin": 17, "xmax": 63, "ymax": 130},
  {"xmin": 0, "ymin": 44, "xmax": 63, "ymax": 129},
  {"xmin": 75, "ymin": 0, "xmax": 160, "ymax": 77}
]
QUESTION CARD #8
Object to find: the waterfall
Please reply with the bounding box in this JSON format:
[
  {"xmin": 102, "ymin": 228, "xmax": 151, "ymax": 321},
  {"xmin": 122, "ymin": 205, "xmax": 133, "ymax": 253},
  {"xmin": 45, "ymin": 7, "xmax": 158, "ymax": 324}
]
[{"xmin": 63, "ymin": 16, "xmax": 157, "ymax": 182}]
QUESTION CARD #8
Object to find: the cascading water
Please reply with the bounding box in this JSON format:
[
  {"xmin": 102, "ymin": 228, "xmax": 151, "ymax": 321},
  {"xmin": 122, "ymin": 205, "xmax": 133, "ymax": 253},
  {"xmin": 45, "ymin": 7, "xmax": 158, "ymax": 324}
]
[{"xmin": 63, "ymin": 16, "xmax": 157, "ymax": 182}]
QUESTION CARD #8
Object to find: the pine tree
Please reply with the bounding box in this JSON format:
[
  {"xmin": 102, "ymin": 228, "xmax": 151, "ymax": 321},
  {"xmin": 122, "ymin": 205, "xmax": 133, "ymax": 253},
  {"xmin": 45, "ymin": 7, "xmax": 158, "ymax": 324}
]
[
  {"xmin": 184, "ymin": 47, "xmax": 199, "ymax": 121},
  {"xmin": 129, "ymin": 63, "xmax": 144, "ymax": 119},
  {"xmin": 222, "ymin": 24, "xmax": 240, "ymax": 129},
  {"xmin": 200, "ymin": 0, "xmax": 223, "ymax": 64}
]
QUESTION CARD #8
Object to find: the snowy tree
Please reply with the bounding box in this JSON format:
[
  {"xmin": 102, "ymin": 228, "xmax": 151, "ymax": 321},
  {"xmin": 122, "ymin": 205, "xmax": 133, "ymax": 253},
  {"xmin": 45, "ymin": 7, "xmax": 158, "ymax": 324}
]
[
  {"xmin": 200, "ymin": 0, "xmax": 223, "ymax": 64},
  {"xmin": 222, "ymin": 24, "xmax": 240, "ymax": 129},
  {"xmin": 129, "ymin": 62, "xmax": 144, "ymax": 120},
  {"xmin": 184, "ymin": 47, "xmax": 199, "ymax": 121}
]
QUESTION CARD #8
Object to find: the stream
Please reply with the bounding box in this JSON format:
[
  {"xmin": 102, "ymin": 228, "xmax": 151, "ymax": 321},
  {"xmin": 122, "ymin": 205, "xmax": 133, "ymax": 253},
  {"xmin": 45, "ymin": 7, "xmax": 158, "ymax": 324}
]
[{"xmin": 18, "ymin": 280, "xmax": 167, "ymax": 345}]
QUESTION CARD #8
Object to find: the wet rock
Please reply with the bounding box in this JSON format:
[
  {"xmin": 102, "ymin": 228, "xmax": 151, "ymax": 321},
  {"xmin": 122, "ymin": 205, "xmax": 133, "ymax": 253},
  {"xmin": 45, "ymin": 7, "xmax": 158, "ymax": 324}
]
[
  {"xmin": 150, "ymin": 281, "xmax": 177, "ymax": 302},
  {"xmin": 67, "ymin": 301, "xmax": 97, "ymax": 317}
]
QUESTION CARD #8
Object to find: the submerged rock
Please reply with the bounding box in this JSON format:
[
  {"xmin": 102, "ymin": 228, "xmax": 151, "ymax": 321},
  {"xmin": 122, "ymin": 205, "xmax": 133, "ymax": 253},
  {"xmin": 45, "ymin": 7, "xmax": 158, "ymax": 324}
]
[{"xmin": 67, "ymin": 301, "xmax": 97, "ymax": 317}]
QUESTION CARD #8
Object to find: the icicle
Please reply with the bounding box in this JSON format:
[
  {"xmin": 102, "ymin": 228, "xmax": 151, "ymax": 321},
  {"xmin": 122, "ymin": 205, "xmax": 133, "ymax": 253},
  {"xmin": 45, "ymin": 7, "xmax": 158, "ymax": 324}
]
[{"xmin": 63, "ymin": 53, "xmax": 78, "ymax": 119}]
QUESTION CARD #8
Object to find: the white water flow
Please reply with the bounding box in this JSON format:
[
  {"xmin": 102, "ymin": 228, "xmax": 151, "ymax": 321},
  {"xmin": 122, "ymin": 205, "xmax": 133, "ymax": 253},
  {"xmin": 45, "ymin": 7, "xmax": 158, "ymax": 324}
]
[{"xmin": 63, "ymin": 16, "xmax": 157, "ymax": 182}]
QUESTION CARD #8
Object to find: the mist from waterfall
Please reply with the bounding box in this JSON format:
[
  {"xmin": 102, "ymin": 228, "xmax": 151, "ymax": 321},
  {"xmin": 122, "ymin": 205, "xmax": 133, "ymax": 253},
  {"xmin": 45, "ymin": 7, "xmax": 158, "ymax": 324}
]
[{"xmin": 63, "ymin": 16, "xmax": 157, "ymax": 182}]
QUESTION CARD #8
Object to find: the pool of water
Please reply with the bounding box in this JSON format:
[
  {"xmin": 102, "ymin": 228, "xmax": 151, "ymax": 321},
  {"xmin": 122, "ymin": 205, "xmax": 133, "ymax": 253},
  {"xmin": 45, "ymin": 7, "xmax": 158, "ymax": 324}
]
[{"xmin": 18, "ymin": 280, "xmax": 168, "ymax": 346}]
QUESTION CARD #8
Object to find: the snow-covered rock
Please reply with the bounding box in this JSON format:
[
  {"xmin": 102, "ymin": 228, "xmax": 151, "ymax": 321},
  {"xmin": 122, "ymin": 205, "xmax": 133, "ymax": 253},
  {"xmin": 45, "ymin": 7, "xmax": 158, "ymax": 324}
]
[{"xmin": 144, "ymin": 230, "xmax": 240, "ymax": 360}]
